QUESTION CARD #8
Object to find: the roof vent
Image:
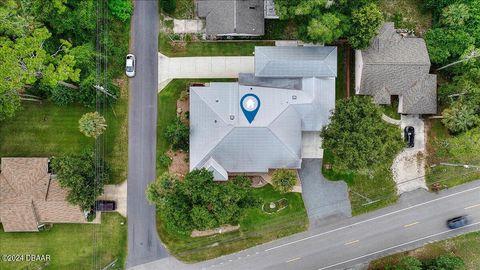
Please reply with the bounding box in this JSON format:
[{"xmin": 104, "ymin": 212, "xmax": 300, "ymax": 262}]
[
  {"xmin": 215, "ymin": 99, "xmax": 219, "ymax": 103},
  {"xmin": 214, "ymin": 120, "xmax": 217, "ymax": 123},
  {"xmin": 292, "ymin": 95, "xmax": 297, "ymax": 100},
  {"xmin": 249, "ymin": 6, "xmax": 255, "ymax": 9},
  {"xmin": 230, "ymin": 115, "xmax": 235, "ymax": 120}
]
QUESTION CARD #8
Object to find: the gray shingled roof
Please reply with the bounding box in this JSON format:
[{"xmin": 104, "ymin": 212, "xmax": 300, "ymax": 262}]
[
  {"xmin": 190, "ymin": 46, "xmax": 337, "ymax": 179},
  {"xmin": 356, "ymin": 22, "xmax": 437, "ymax": 114},
  {"xmin": 255, "ymin": 46, "xmax": 337, "ymax": 78},
  {"xmin": 196, "ymin": 0, "xmax": 264, "ymax": 36}
]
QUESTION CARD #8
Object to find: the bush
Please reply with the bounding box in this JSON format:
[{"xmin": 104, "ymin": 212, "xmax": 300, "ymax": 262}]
[
  {"xmin": 108, "ymin": 0, "xmax": 133, "ymax": 22},
  {"xmin": 160, "ymin": 0, "xmax": 176, "ymax": 14},
  {"xmin": 158, "ymin": 153, "xmax": 173, "ymax": 168},
  {"xmin": 442, "ymin": 101, "xmax": 480, "ymax": 134},
  {"xmin": 271, "ymin": 169, "xmax": 297, "ymax": 193},
  {"xmin": 164, "ymin": 117, "xmax": 189, "ymax": 151}
]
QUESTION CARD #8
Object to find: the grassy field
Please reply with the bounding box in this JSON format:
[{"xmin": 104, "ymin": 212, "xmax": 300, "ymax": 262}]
[
  {"xmin": 156, "ymin": 184, "xmax": 308, "ymax": 262},
  {"xmin": 0, "ymin": 213, "xmax": 127, "ymax": 270},
  {"xmin": 379, "ymin": 0, "xmax": 432, "ymax": 34},
  {"xmin": 159, "ymin": 34, "xmax": 274, "ymax": 57},
  {"xmin": 0, "ymin": 82, "xmax": 129, "ymax": 184},
  {"xmin": 369, "ymin": 231, "xmax": 480, "ymax": 270},
  {"xmin": 156, "ymin": 80, "xmax": 308, "ymax": 262},
  {"xmin": 425, "ymin": 121, "xmax": 480, "ymax": 189}
]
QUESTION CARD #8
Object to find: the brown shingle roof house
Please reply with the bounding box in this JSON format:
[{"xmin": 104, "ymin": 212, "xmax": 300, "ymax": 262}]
[{"xmin": 0, "ymin": 158, "xmax": 87, "ymax": 232}]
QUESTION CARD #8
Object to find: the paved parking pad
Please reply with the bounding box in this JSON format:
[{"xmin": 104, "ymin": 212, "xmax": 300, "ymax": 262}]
[{"xmin": 299, "ymin": 159, "xmax": 352, "ymax": 228}]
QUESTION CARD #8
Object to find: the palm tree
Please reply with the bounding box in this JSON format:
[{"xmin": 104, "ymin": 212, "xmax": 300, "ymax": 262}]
[{"xmin": 79, "ymin": 112, "xmax": 107, "ymax": 138}]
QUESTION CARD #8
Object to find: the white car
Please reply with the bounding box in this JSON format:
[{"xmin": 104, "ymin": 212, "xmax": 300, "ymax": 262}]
[{"xmin": 126, "ymin": 54, "xmax": 135, "ymax": 77}]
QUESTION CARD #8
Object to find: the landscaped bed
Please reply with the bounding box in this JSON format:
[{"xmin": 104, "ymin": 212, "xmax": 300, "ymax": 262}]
[
  {"xmin": 0, "ymin": 213, "xmax": 127, "ymax": 270},
  {"xmin": 155, "ymin": 80, "xmax": 308, "ymax": 262},
  {"xmin": 369, "ymin": 231, "xmax": 480, "ymax": 270}
]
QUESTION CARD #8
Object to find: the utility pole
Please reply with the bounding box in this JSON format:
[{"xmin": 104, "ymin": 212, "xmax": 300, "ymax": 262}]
[
  {"xmin": 94, "ymin": 85, "xmax": 117, "ymax": 100},
  {"xmin": 437, "ymin": 50, "xmax": 480, "ymax": 71}
]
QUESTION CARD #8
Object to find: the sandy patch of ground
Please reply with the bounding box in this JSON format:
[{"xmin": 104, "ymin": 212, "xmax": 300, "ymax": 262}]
[{"xmin": 167, "ymin": 149, "xmax": 189, "ymax": 178}]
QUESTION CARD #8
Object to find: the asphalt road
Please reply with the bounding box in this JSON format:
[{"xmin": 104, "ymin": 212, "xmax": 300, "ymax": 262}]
[
  {"xmin": 126, "ymin": 0, "xmax": 168, "ymax": 268},
  {"xmin": 130, "ymin": 180, "xmax": 480, "ymax": 270}
]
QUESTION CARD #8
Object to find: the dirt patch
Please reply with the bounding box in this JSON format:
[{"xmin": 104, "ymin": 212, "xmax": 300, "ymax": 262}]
[
  {"xmin": 167, "ymin": 149, "xmax": 189, "ymax": 178},
  {"xmin": 191, "ymin": 224, "xmax": 240, "ymax": 237}
]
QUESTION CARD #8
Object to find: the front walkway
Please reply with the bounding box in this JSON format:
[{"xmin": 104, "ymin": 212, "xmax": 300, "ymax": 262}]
[
  {"xmin": 158, "ymin": 53, "xmax": 254, "ymax": 91},
  {"xmin": 391, "ymin": 115, "xmax": 428, "ymax": 194},
  {"xmin": 298, "ymin": 159, "xmax": 352, "ymax": 228},
  {"xmin": 98, "ymin": 180, "xmax": 127, "ymax": 217}
]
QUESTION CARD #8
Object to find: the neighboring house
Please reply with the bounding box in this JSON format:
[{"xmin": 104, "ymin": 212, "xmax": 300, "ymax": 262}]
[
  {"xmin": 355, "ymin": 22, "xmax": 437, "ymax": 114},
  {"xmin": 196, "ymin": 0, "xmax": 276, "ymax": 36},
  {"xmin": 0, "ymin": 158, "xmax": 87, "ymax": 232},
  {"xmin": 190, "ymin": 46, "xmax": 337, "ymax": 180}
]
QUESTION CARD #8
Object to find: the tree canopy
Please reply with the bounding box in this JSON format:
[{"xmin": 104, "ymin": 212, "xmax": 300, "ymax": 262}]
[
  {"xmin": 51, "ymin": 150, "xmax": 108, "ymax": 211},
  {"xmin": 146, "ymin": 170, "xmax": 257, "ymax": 234},
  {"xmin": 274, "ymin": 0, "xmax": 384, "ymax": 49},
  {"xmin": 321, "ymin": 96, "xmax": 404, "ymax": 171}
]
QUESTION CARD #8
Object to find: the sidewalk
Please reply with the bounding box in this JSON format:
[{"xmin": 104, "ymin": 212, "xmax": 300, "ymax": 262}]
[{"xmin": 158, "ymin": 53, "xmax": 254, "ymax": 91}]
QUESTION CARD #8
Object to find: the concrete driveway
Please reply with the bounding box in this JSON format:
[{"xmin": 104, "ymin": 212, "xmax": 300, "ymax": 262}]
[
  {"xmin": 158, "ymin": 53, "xmax": 254, "ymax": 90},
  {"xmin": 391, "ymin": 115, "xmax": 428, "ymax": 194},
  {"xmin": 98, "ymin": 181, "xmax": 127, "ymax": 217},
  {"xmin": 298, "ymin": 159, "xmax": 351, "ymax": 228}
]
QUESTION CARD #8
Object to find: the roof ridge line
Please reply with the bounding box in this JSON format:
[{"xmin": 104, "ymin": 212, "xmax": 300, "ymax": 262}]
[{"xmin": 267, "ymin": 107, "xmax": 301, "ymax": 159}]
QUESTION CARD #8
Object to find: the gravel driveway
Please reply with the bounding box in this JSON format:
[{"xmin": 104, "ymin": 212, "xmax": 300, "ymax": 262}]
[
  {"xmin": 298, "ymin": 159, "xmax": 352, "ymax": 228},
  {"xmin": 391, "ymin": 115, "xmax": 428, "ymax": 194}
]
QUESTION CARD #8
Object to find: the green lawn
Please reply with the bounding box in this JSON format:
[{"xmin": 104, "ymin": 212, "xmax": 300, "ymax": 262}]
[
  {"xmin": 156, "ymin": 184, "xmax": 308, "ymax": 262},
  {"xmin": 156, "ymin": 80, "xmax": 308, "ymax": 262},
  {"xmin": 369, "ymin": 231, "xmax": 480, "ymax": 270},
  {"xmin": 0, "ymin": 213, "xmax": 127, "ymax": 270},
  {"xmin": 426, "ymin": 122, "xmax": 480, "ymax": 189},
  {"xmin": 380, "ymin": 100, "xmax": 401, "ymax": 120},
  {"xmin": 264, "ymin": 19, "xmax": 299, "ymax": 40},
  {"xmin": 159, "ymin": 34, "xmax": 274, "ymax": 57},
  {"xmin": 0, "ymin": 83, "xmax": 129, "ymax": 184},
  {"xmin": 379, "ymin": 0, "xmax": 432, "ymax": 34}
]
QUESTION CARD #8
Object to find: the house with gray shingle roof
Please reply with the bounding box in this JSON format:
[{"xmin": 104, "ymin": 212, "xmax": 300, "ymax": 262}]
[
  {"xmin": 0, "ymin": 158, "xmax": 91, "ymax": 232},
  {"xmin": 190, "ymin": 46, "xmax": 337, "ymax": 180},
  {"xmin": 195, "ymin": 0, "xmax": 266, "ymax": 36},
  {"xmin": 355, "ymin": 22, "xmax": 437, "ymax": 114}
]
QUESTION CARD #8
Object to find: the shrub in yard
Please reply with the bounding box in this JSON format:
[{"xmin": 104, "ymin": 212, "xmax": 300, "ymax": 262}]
[
  {"xmin": 442, "ymin": 101, "xmax": 480, "ymax": 134},
  {"xmin": 51, "ymin": 150, "xmax": 108, "ymax": 211},
  {"xmin": 321, "ymin": 96, "xmax": 404, "ymax": 172},
  {"xmin": 158, "ymin": 153, "xmax": 173, "ymax": 168},
  {"xmin": 271, "ymin": 169, "xmax": 297, "ymax": 193},
  {"xmin": 160, "ymin": 0, "xmax": 176, "ymax": 14},
  {"xmin": 385, "ymin": 256, "xmax": 422, "ymax": 270},
  {"xmin": 164, "ymin": 117, "xmax": 189, "ymax": 151},
  {"xmin": 146, "ymin": 169, "xmax": 256, "ymax": 234},
  {"xmin": 108, "ymin": 0, "xmax": 133, "ymax": 22},
  {"xmin": 79, "ymin": 112, "xmax": 107, "ymax": 138}
]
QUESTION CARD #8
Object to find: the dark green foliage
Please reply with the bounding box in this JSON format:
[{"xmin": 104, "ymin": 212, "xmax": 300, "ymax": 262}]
[
  {"xmin": 271, "ymin": 169, "xmax": 297, "ymax": 193},
  {"xmin": 160, "ymin": 0, "xmax": 176, "ymax": 14},
  {"xmin": 146, "ymin": 170, "xmax": 257, "ymax": 234},
  {"xmin": 164, "ymin": 117, "xmax": 189, "ymax": 151},
  {"xmin": 321, "ymin": 96, "xmax": 404, "ymax": 171},
  {"xmin": 273, "ymin": 0, "xmax": 383, "ymax": 48},
  {"xmin": 158, "ymin": 153, "xmax": 173, "ymax": 168},
  {"xmin": 386, "ymin": 255, "xmax": 465, "ymax": 270},
  {"xmin": 51, "ymin": 150, "xmax": 109, "ymax": 211},
  {"xmin": 425, "ymin": 29, "xmax": 475, "ymax": 65},
  {"xmin": 108, "ymin": 0, "xmax": 133, "ymax": 22}
]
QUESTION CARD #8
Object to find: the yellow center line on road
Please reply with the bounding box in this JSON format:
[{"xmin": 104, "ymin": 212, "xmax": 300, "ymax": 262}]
[
  {"xmin": 404, "ymin": 221, "xmax": 420, "ymax": 228},
  {"xmin": 464, "ymin": 203, "xmax": 480, "ymax": 210},
  {"xmin": 344, "ymin": 240, "xmax": 360, "ymax": 246},
  {"xmin": 286, "ymin": 257, "xmax": 301, "ymax": 263}
]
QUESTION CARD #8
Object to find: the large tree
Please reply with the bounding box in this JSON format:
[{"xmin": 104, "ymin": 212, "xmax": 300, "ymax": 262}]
[
  {"xmin": 146, "ymin": 170, "xmax": 257, "ymax": 234},
  {"xmin": 321, "ymin": 96, "xmax": 404, "ymax": 171},
  {"xmin": 274, "ymin": 0, "xmax": 383, "ymax": 48},
  {"xmin": 51, "ymin": 150, "xmax": 108, "ymax": 211}
]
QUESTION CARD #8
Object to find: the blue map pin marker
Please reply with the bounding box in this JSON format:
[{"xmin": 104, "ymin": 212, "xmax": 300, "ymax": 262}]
[{"xmin": 240, "ymin": 93, "xmax": 261, "ymax": 124}]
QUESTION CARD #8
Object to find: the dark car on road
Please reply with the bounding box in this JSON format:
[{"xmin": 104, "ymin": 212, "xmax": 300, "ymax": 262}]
[
  {"xmin": 404, "ymin": 126, "xmax": 415, "ymax": 148},
  {"xmin": 94, "ymin": 200, "xmax": 116, "ymax": 212},
  {"xmin": 447, "ymin": 215, "xmax": 469, "ymax": 229}
]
